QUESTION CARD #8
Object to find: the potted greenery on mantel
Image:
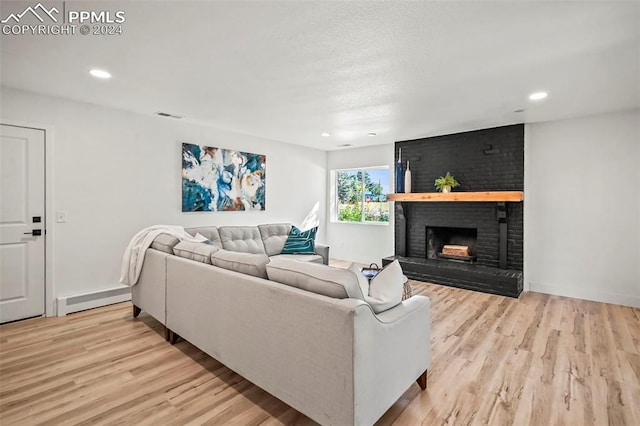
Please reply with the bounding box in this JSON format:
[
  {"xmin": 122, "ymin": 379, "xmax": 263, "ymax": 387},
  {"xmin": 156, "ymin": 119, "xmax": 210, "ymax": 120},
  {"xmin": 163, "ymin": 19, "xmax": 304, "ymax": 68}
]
[{"xmin": 434, "ymin": 172, "xmax": 460, "ymax": 193}]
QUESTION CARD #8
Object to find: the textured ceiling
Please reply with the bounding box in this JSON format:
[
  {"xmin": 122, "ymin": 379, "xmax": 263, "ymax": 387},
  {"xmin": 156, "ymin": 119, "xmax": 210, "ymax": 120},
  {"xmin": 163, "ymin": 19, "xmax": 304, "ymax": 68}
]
[{"xmin": 1, "ymin": 1, "xmax": 638, "ymax": 150}]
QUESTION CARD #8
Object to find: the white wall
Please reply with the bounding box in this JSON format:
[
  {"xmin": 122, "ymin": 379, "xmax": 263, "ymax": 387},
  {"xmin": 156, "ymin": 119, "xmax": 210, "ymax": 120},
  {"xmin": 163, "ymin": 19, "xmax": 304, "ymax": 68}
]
[
  {"xmin": 326, "ymin": 144, "xmax": 395, "ymax": 264},
  {"xmin": 1, "ymin": 87, "xmax": 327, "ymax": 304},
  {"xmin": 525, "ymin": 109, "xmax": 640, "ymax": 307},
  {"xmin": 6, "ymin": 84, "xmax": 636, "ymax": 309}
]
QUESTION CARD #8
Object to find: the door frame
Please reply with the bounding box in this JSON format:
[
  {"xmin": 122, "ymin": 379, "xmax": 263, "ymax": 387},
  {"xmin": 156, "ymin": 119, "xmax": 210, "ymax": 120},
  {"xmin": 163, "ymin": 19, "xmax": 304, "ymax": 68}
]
[{"xmin": 1, "ymin": 119, "xmax": 55, "ymax": 317}]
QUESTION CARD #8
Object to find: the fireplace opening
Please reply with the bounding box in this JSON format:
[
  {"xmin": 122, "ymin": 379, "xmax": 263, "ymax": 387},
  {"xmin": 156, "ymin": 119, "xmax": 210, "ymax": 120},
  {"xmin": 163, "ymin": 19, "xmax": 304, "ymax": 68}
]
[{"xmin": 426, "ymin": 226, "xmax": 478, "ymax": 263}]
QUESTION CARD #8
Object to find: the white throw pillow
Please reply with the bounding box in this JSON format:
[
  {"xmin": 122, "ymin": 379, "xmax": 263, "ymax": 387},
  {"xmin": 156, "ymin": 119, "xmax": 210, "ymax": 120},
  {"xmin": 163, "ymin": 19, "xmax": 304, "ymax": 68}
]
[
  {"xmin": 348, "ymin": 263, "xmax": 370, "ymax": 298},
  {"xmin": 365, "ymin": 260, "xmax": 404, "ymax": 313}
]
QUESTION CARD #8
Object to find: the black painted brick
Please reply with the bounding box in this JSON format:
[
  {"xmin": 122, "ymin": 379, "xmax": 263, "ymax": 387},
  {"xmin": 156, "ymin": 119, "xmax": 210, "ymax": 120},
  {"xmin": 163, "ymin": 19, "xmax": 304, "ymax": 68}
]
[
  {"xmin": 395, "ymin": 124, "xmax": 524, "ymax": 272},
  {"xmin": 383, "ymin": 256, "xmax": 523, "ymax": 298}
]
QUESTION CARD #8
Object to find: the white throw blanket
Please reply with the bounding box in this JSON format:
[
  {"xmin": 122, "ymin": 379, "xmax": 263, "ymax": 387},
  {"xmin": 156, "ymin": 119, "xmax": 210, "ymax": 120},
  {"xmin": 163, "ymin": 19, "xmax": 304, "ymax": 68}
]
[{"xmin": 119, "ymin": 225, "xmax": 208, "ymax": 286}]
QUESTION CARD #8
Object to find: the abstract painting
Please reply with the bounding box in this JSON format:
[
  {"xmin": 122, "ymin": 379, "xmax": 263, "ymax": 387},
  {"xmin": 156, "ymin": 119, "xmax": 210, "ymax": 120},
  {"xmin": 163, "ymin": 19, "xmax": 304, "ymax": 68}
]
[{"xmin": 182, "ymin": 143, "xmax": 266, "ymax": 212}]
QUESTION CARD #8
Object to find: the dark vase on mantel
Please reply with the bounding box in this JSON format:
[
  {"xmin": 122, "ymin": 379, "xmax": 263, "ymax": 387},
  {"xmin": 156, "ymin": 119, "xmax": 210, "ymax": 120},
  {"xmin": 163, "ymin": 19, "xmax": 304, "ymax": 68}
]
[{"xmin": 395, "ymin": 149, "xmax": 404, "ymax": 193}]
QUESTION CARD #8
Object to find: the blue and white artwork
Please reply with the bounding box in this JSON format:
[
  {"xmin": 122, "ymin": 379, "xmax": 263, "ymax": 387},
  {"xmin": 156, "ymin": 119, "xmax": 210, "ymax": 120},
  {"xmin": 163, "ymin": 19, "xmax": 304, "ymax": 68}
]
[{"xmin": 182, "ymin": 143, "xmax": 266, "ymax": 212}]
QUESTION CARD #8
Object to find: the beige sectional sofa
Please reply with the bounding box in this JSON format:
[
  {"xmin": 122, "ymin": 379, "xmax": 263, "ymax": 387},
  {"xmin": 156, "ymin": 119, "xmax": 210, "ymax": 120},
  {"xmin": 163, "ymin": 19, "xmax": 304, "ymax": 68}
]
[{"xmin": 131, "ymin": 223, "xmax": 431, "ymax": 426}]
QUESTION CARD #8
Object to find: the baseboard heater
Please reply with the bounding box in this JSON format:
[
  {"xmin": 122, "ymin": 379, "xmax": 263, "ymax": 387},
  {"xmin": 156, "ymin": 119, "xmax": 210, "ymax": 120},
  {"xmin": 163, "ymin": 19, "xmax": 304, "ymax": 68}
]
[{"xmin": 57, "ymin": 286, "xmax": 131, "ymax": 316}]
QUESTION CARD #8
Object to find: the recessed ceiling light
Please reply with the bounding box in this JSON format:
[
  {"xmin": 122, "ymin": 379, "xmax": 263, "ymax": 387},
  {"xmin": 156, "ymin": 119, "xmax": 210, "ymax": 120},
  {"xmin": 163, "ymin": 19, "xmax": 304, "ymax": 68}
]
[
  {"xmin": 321, "ymin": 132, "xmax": 331, "ymax": 137},
  {"xmin": 368, "ymin": 132, "xmax": 377, "ymax": 137},
  {"xmin": 90, "ymin": 69, "xmax": 111, "ymax": 79},
  {"xmin": 529, "ymin": 92, "xmax": 547, "ymax": 101}
]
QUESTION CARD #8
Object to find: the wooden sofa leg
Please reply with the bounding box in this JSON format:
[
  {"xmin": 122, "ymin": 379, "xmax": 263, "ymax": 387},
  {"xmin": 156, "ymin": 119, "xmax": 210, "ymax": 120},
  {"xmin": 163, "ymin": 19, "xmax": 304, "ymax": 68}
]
[
  {"xmin": 133, "ymin": 304, "xmax": 141, "ymax": 318},
  {"xmin": 417, "ymin": 370, "xmax": 428, "ymax": 390},
  {"xmin": 170, "ymin": 330, "xmax": 179, "ymax": 345},
  {"xmin": 163, "ymin": 326, "xmax": 170, "ymax": 341}
]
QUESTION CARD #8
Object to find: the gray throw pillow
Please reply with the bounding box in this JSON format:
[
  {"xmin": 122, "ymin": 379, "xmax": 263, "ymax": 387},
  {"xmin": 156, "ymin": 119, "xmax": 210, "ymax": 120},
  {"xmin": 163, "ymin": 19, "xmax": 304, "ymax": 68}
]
[
  {"xmin": 266, "ymin": 258, "xmax": 364, "ymax": 300},
  {"xmin": 173, "ymin": 241, "xmax": 219, "ymax": 264},
  {"xmin": 151, "ymin": 233, "xmax": 180, "ymax": 254},
  {"xmin": 211, "ymin": 249, "xmax": 270, "ymax": 279}
]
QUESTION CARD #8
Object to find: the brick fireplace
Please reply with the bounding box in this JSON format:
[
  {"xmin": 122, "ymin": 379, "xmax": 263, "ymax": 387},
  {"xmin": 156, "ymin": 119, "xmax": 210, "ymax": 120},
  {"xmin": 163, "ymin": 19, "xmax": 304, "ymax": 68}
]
[{"xmin": 383, "ymin": 124, "xmax": 524, "ymax": 297}]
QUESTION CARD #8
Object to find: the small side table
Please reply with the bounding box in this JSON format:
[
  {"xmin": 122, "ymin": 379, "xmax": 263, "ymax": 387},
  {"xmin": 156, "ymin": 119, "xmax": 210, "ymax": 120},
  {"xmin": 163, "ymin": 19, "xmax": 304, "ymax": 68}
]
[
  {"xmin": 402, "ymin": 275, "xmax": 412, "ymax": 300},
  {"xmin": 360, "ymin": 264, "xmax": 412, "ymax": 300}
]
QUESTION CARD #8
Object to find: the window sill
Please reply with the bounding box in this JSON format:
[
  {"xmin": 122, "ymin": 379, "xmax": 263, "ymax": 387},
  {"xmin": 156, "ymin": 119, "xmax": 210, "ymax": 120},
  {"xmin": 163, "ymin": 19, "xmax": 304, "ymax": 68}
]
[{"xmin": 330, "ymin": 220, "xmax": 389, "ymax": 226}]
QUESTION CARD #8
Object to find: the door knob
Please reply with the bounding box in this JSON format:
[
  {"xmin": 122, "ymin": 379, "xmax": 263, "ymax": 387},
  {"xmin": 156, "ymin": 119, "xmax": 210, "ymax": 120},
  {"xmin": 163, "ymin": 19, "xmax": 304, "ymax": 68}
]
[{"xmin": 24, "ymin": 229, "xmax": 42, "ymax": 236}]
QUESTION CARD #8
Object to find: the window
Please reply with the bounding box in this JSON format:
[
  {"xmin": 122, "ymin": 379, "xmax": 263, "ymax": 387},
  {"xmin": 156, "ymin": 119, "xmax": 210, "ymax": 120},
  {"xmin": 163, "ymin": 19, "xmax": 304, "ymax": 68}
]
[{"xmin": 334, "ymin": 167, "xmax": 390, "ymax": 223}]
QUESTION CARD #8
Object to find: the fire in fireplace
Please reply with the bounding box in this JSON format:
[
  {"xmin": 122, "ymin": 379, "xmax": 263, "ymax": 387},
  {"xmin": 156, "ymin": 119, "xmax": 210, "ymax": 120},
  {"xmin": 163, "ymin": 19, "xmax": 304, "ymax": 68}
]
[{"xmin": 426, "ymin": 226, "xmax": 478, "ymax": 263}]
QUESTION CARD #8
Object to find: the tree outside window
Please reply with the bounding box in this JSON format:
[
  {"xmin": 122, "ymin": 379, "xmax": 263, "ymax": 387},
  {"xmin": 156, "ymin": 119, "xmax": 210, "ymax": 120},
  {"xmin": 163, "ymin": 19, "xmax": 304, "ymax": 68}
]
[{"xmin": 335, "ymin": 167, "xmax": 389, "ymax": 223}]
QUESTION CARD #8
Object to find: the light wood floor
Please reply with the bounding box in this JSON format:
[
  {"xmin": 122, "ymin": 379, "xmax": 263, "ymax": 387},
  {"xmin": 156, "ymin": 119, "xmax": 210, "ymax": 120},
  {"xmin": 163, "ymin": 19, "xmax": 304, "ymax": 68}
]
[{"xmin": 1, "ymin": 276, "xmax": 639, "ymax": 425}]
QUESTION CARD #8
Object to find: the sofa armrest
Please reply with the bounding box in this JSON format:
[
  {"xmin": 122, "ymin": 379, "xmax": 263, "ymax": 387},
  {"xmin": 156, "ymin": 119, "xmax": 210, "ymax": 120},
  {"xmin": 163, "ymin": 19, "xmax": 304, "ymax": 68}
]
[
  {"xmin": 352, "ymin": 295, "xmax": 431, "ymax": 425},
  {"xmin": 314, "ymin": 243, "xmax": 329, "ymax": 265},
  {"xmin": 132, "ymin": 249, "xmax": 169, "ymax": 325}
]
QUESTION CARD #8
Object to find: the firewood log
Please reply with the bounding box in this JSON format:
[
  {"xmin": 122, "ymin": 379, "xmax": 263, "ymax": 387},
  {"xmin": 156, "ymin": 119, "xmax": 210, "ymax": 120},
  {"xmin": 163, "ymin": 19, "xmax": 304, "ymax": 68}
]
[{"xmin": 442, "ymin": 245, "xmax": 470, "ymax": 256}]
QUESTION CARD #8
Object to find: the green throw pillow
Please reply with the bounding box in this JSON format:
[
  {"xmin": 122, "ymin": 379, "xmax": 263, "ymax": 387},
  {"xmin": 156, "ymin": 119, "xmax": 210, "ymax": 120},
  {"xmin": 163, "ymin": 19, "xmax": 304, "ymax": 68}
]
[{"xmin": 281, "ymin": 226, "xmax": 317, "ymax": 254}]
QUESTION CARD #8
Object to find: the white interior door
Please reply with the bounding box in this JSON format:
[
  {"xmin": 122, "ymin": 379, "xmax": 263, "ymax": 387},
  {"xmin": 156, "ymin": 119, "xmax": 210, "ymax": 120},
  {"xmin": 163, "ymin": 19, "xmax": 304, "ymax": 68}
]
[{"xmin": 0, "ymin": 124, "xmax": 45, "ymax": 323}]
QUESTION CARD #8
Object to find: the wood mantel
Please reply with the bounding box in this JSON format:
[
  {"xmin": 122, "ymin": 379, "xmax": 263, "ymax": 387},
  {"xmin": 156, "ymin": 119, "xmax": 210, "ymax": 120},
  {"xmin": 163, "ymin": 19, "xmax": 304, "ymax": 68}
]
[{"xmin": 387, "ymin": 191, "xmax": 524, "ymax": 202}]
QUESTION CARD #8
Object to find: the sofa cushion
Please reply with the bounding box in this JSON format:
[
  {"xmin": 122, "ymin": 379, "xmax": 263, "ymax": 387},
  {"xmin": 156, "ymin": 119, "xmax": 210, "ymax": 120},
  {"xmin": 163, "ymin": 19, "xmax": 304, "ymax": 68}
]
[
  {"xmin": 211, "ymin": 249, "xmax": 270, "ymax": 279},
  {"xmin": 266, "ymin": 258, "xmax": 364, "ymax": 300},
  {"xmin": 173, "ymin": 241, "xmax": 220, "ymax": 264},
  {"xmin": 185, "ymin": 226, "xmax": 223, "ymax": 249},
  {"xmin": 270, "ymin": 253, "xmax": 324, "ymax": 264},
  {"xmin": 219, "ymin": 226, "xmax": 266, "ymax": 254},
  {"xmin": 258, "ymin": 223, "xmax": 292, "ymax": 256},
  {"xmin": 365, "ymin": 260, "xmax": 404, "ymax": 313},
  {"xmin": 281, "ymin": 226, "xmax": 317, "ymax": 255},
  {"xmin": 151, "ymin": 233, "xmax": 180, "ymax": 254}
]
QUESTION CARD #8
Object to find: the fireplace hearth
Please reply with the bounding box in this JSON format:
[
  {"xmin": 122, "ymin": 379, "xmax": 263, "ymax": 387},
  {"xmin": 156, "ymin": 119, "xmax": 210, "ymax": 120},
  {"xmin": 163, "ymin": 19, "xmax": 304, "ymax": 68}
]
[{"xmin": 382, "ymin": 255, "xmax": 523, "ymax": 297}]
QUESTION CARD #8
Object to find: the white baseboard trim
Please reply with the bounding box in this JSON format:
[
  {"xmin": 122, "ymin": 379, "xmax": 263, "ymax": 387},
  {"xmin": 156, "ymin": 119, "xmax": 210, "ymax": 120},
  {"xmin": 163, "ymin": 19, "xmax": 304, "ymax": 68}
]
[
  {"xmin": 529, "ymin": 282, "xmax": 639, "ymax": 308},
  {"xmin": 57, "ymin": 286, "xmax": 131, "ymax": 316}
]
